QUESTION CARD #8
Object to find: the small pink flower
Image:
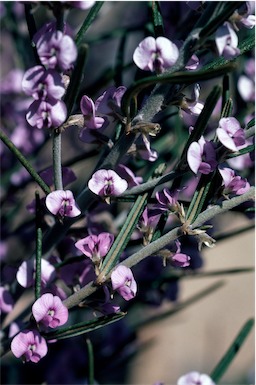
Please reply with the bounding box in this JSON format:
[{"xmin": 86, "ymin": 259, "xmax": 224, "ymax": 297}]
[
  {"xmin": 172, "ymin": 253, "xmax": 191, "ymax": 267},
  {"xmin": 215, "ymin": 22, "xmax": 240, "ymax": 59},
  {"xmin": 79, "ymin": 95, "xmax": 106, "ymax": 143},
  {"xmin": 95, "ymin": 86, "xmax": 127, "ymax": 119},
  {"xmin": 26, "ymin": 99, "xmax": 67, "ymax": 129},
  {"xmin": 111, "ymin": 265, "xmax": 137, "ymax": 301},
  {"xmin": 155, "ymin": 188, "xmax": 180, "ymax": 211},
  {"xmin": 88, "ymin": 169, "xmax": 128, "ymax": 197},
  {"xmin": 75, "ymin": 232, "xmax": 114, "ymax": 264},
  {"xmin": 134, "ymin": 133, "xmax": 158, "ymax": 162},
  {"xmin": 177, "ymin": 371, "xmax": 215, "ymax": 385},
  {"xmin": 11, "ymin": 329, "xmax": 48, "ymax": 363},
  {"xmin": 233, "ymin": 2, "xmax": 256, "ymax": 29},
  {"xmin": 80, "ymin": 95, "xmax": 105, "ymax": 129},
  {"xmin": 181, "ymin": 84, "xmax": 204, "ymax": 116},
  {"xmin": 216, "ymin": 117, "xmax": 246, "ymax": 151},
  {"xmin": 133, "ymin": 36, "xmax": 179, "ymax": 73},
  {"xmin": 45, "ymin": 190, "xmax": 81, "ymax": 218},
  {"xmin": 34, "ymin": 23, "xmax": 77, "ymax": 71},
  {"xmin": 171, "ymin": 240, "xmax": 191, "ymax": 268},
  {"xmin": 187, "ymin": 136, "xmax": 217, "ymax": 174},
  {"xmin": 138, "ymin": 207, "xmax": 161, "ymax": 244},
  {"xmin": 218, "ymin": 167, "xmax": 250, "ymax": 196},
  {"xmin": 22, "ymin": 65, "xmax": 65, "ymax": 101},
  {"xmin": 32, "ymin": 293, "xmax": 68, "ymax": 329},
  {"xmin": 16, "ymin": 259, "xmax": 56, "ymax": 288}
]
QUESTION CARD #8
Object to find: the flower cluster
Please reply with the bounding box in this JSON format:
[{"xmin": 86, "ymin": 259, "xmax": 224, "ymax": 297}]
[
  {"xmin": 11, "ymin": 293, "xmax": 69, "ymax": 363},
  {"xmin": 215, "ymin": 2, "xmax": 255, "ymax": 59},
  {"xmin": 79, "ymin": 86, "xmax": 126, "ymax": 143},
  {"xmin": 23, "ymin": 22, "xmax": 77, "ymax": 129},
  {"xmin": 1, "ymin": 2, "xmax": 254, "ymax": 383}
]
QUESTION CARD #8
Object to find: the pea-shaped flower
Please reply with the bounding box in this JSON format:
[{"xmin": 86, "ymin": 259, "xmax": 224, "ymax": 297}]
[
  {"xmin": 32, "ymin": 293, "xmax": 68, "ymax": 329},
  {"xmin": 178, "ymin": 371, "xmax": 215, "ymax": 385},
  {"xmin": 75, "ymin": 232, "xmax": 114, "ymax": 264},
  {"xmin": 11, "ymin": 329, "xmax": 48, "ymax": 363},
  {"xmin": 218, "ymin": 167, "xmax": 250, "ymax": 196},
  {"xmin": 133, "ymin": 36, "xmax": 179, "ymax": 73},
  {"xmin": 216, "ymin": 117, "xmax": 245, "ymax": 152},
  {"xmin": 45, "ymin": 190, "xmax": 81, "ymax": 218},
  {"xmin": 111, "ymin": 265, "xmax": 137, "ymax": 301},
  {"xmin": 187, "ymin": 136, "xmax": 217, "ymax": 175},
  {"xmin": 88, "ymin": 169, "xmax": 128, "ymax": 199}
]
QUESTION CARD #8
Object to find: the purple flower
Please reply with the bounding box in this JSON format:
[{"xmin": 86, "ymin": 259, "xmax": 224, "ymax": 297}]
[
  {"xmin": 232, "ymin": 2, "xmax": 256, "ymax": 29},
  {"xmin": 34, "ymin": 23, "xmax": 77, "ymax": 71},
  {"xmin": 133, "ymin": 36, "xmax": 179, "ymax": 73},
  {"xmin": 0, "ymin": 286, "xmax": 14, "ymax": 315},
  {"xmin": 11, "ymin": 329, "xmax": 48, "ymax": 363},
  {"xmin": 138, "ymin": 207, "xmax": 161, "ymax": 245},
  {"xmin": 75, "ymin": 232, "xmax": 114, "ymax": 264},
  {"xmin": 22, "ymin": 65, "xmax": 65, "ymax": 101},
  {"xmin": 88, "ymin": 169, "xmax": 128, "ymax": 198},
  {"xmin": 32, "ymin": 293, "xmax": 68, "ymax": 329},
  {"xmin": 185, "ymin": 53, "xmax": 199, "ymax": 70},
  {"xmin": 177, "ymin": 371, "xmax": 215, "ymax": 385},
  {"xmin": 45, "ymin": 190, "xmax": 81, "ymax": 218},
  {"xmin": 155, "ymin": 188, "xmax": 180, "ymax": 211},
  {"xmin": 111, "ymin": 265, "xmax": 137, "ymax": 301},
  {"xmin": 80, "ymin": 95, "xmax": 105, "ymax": 129},
  {"xmin": 162, "ymin": 240, "xmax": 191, "ymax": 268},
  {"xmin": 187, "ymin": 136, "xmax": 217, "ymax": 174},
  {"xmin": 216, "ymin": 117, "xmax": 246, "ymax": 151},
  {"xmin": 215, "ymin": 22, "xmax": 240, "ymax": 59},
  {"xmin": 116, "ymin": 164, "xmax": 143, "ymax": 187},
  {"xmin": 16, "ymin": 259, "xmax": 56, "ymax": 288},
  {"xmin": 218, "ymin": 167, "xmax": 250, "ymax": 196},
  {"xmin": 95, "ymin": 86, "xmax": 127, "ymax": 119},
  {"xmin": 26, "ymin": 99, "xmax": 67, "ymax": 129},
  {"xmin": 172, "ymin": 252, "xmax": 191, "ymax": 267},
  {"xmin": 181, "ymin": 84, "xmax": 204, "ymax": 116},
  {"xmin": 133, "ymin": 133, "xmax": 158, "ymax": 162},
  {"xmin": 79, "ymin": 95, "xmax": 107, "ymax": 143}
]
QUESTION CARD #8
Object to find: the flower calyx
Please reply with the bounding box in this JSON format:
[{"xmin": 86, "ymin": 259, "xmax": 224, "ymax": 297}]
[
  {"xmin": 126, "ymin": 121, "xmax": 161, "ymax": 136},
  {"xmin": 181, "ymin": 222, "xmax": 216, "ymax": 251}
]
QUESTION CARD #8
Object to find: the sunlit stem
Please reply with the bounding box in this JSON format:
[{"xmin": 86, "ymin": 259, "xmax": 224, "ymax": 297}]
[{"xmin": 52, "ymin": 129, "xmax": 63, "ymax": 191}]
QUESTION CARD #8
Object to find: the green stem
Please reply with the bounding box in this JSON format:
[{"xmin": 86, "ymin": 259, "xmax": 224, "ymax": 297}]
[
  {"xmin": 121, "ymin": 64, "xmax": 234, "ymax": 118},
  {"xmin": 210, "ymin": 318, "xmax": 254, "ymax": 383},
  {"xmin": 75, "ymin": 2, "xmax": 104, "ymax": 47},
  {"xmin": 86, "ymin": 339, "xmax": 94, "ymax": 385},
  {"xmin": 0, "ymin": 130, "xmax": 50, "ymax": 195},
  {"xmin": 35, "ymin": 191, "xmax": 42, "ymax": 300},
  {"xmin": 97, "ymin": 192, "xmax": 149, "ymax": 284},
  {"xmin": 62, "ymin": 186, "xmax": 255, "ymax": 310},
  {"xmin": 52, "ymin": 130, "xmax": 63, "ymax": 190}
]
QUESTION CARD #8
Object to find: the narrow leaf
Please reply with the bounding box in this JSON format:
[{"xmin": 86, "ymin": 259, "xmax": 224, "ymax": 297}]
[
  {"xmin": 75, "ymin": 2, "xmax": 104, "ymax": 47},
  {"xmin": 210, "ymin": 318, "xmax": 254, "ymax": 382},
  {"xmin": 43, "ymin": 312, "xmax": 126, "ymax": 341}
]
